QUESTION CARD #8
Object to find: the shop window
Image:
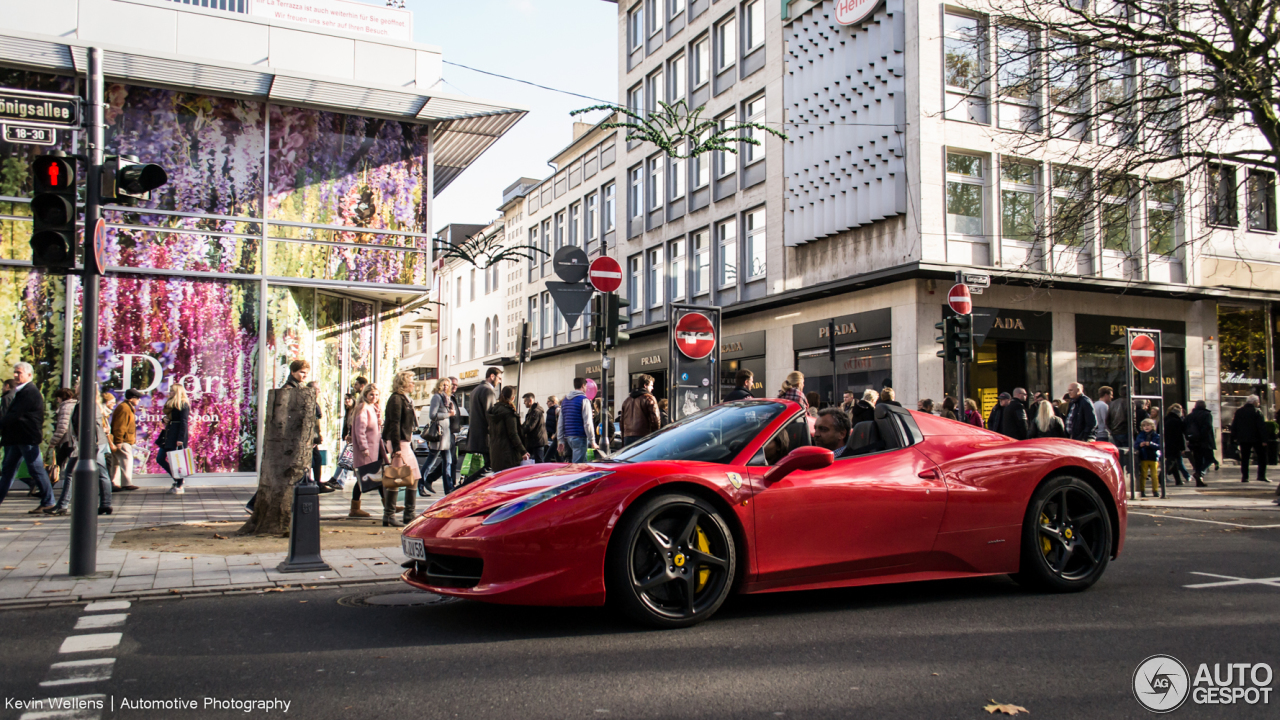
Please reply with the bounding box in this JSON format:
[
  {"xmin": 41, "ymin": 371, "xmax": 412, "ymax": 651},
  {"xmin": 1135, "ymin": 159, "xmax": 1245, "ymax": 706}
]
[
  {"xmin": 693, "ymin": 35, "xmax": 711, "ymax": 87},
  {"xmin": 1147, "ymin": 182, "xmax": 1178, "ymax": 256},
  {"xmin": 744, "ymin": 94, "xmax": 766, "ymax": 164},
  {"xmin": 946, "ymin": 152, "xmax": 985, "ymax": 237},
  {"xmin": 670, "ymin": 238, "xmax": 687, "ymax": 300},
  {"xmin": 717, "ymin": 218, "xmax": 737, "ymax": 288},
  {"xmin": 944, "ymin": 13, "xmax": 985, "ymax": 95},
  {"xmin": 1000, "ymin": 160, "xmax": 1037, "ymax": 242},
  {"xmin": 1217, "ymin": 305, "xmax": 1268, "ymax": 432},
  {"xmin": 745, "ymin": 0, "xmax": 764, "ymax": 52},
  {"xmin": 1247, "ymin": 170, "xmax": 1276, "ymax": 232},
  {"xmin": 648, "ymin": 246, "xmax": 665, "ymax": 309},
  {"xmin": 746, "ymin": 207, "xmax": 766, "ymax": 279},
  {"xmin": 1100, "ymin": 177, "xmax": 1132, "ymax": 252},
  {"xmin": 693, "ymin": 230, "xmax": 710, "ymax": 295},
  {"xmin": 717, "ymin": 14, "xmax": 737, "ymax": 71},
  {"xmin": 1051, "ymin": 165, "xmax": 1090, "ymax": 247}
]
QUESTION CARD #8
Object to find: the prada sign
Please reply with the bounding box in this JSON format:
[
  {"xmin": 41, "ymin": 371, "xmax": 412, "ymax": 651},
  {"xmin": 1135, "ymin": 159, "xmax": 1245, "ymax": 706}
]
[
  {"xmin": 721, "ymin": 331, "xmax": 765, "ymax": 360},
  {"xmin": 627, "ymin": 349, "xmax": 668, "ymax": 372},
  {"xmin": 944, "ymin": 306, "xmax": 1053, "ymax": 343},
  {"xmin": 793, "ymin": 309, "xmax": 892, "ymax": 351},
  {"xmin": 1075, "ymin": 315, "xmax": 1186, "ymax": 348}
]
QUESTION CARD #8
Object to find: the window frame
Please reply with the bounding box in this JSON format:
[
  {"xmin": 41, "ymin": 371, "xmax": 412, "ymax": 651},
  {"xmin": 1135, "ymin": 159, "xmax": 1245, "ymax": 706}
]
[
  {"xmin": 648, "ymin": 246, "xmax": 665, "ymax": 310},
  {"xmin": 569, "ymin": 201, "xmax": 581, "ymax": 247},
  {"xmin": 670, "ymin": 237, "xmax": 687, "ymax": 301},
  {"xmin": 629, "ymin": 254, "xmax": 643, "ymax": 312},
  {"xmin": 744, "ymin": 0, "xmax": 764, "ymax": 53},
  {"xmin": 585, "ymin": 192, "xmax": 599, "ymax": 246},
  {"xmin": 744, "ymin": 93, "xmax": 766, "ymax": 165},
  {"xmin": 945, "ymin": 151, "xmax": 986, "ymax": 239},
  {"xmin": 1146, "ymin": 181, "xmax": 1179, "ymax": 256},
  {"xmin": 716, "ymin": 217, "xmax": 738, "ymax": 289},
  {"xmin": 629, "ymin": 6, "xmax": 644, "ymax": 52},
  {"xmin": 745, "ymin": 207, "xmax": 766, "ymax": 280},
  {"xmin": 1050, "ymin": 164, "xmax": 1092, "ymax": 247},
  {"xmin": 716, "ymin": 111, "xmax": 737, "ymax": 177},
  {"xmin": 671, "ymin": 152, "xmax": 686, "ymax": 200},
  {"xmin": 693, "ymin": 35, "xmax": 711, "ymax": 88},
  {"xmin": 716, "ymin": 14, "xmax": 737, "ymax": 72},
  {"xmin": 943, "ymin": 11, "xmax": 986, "ymax": 97},
  {"xmin": 669, "ymin": 53, "xmax": 686, "ymax": 103},
  {"xmin": 693, "ymin": 229, "xmax": 711, "ymax": 296},
  {"xmin": 604, "ymin": 183, "xmax": 617, "ymax": 233},
  {"xmin": 999, "ymin": 158, "xmax": 1038, "ymax": 244},
  {"xmin": 1247, "ymin": 169, "xmax": 1276, "ymax": 233},
  {"xmin": 648, "ymin": 155, "xmax": 665, "ymax": 211},
  {"xmin": 1207, "ymin": 163, "xmax": 1239, "ymax": 228},
  {"xmin": 630, "ymin": 165, "xmax": 645, "ymax": 220}
]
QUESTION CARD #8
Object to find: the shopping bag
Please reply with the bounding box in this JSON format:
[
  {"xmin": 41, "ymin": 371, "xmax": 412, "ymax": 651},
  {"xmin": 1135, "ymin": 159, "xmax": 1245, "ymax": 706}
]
[
  {"xmin": 316, "ymin": 448, "xmax": 329, "ymax": 466},
  {"xmin": 519, "ymin": 458, "xmax": 536, "ymax": 466},
  {"xmin": 460, "ymin": 453, "xmax": 481, "ymax": 477},
  {"xmin": 586, "ymin": 448, "xmax": 596, "ymax": 462},
  {"xmin": 166, "ymin": 447, "xmax": 195, "ymax": 478}
]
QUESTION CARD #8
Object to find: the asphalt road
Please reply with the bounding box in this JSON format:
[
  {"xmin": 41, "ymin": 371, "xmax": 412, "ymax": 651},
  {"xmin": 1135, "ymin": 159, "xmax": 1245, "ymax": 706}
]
[{"xmin": 2, "ymin": 509, "xmax": 1278, "ymax": 720}]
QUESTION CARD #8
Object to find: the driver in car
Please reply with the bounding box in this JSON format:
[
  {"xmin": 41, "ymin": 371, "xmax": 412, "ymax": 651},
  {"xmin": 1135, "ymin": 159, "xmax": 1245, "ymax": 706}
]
[{"xmin": 813, "ymin": 408, "xmax": 852, "ymax": 458}]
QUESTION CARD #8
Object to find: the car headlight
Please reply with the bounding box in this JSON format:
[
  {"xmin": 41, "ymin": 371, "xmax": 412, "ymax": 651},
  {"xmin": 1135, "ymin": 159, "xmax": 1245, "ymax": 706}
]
[{"xmin": 482, "ymin": 471, "xmax": 613, "ymax": 525}]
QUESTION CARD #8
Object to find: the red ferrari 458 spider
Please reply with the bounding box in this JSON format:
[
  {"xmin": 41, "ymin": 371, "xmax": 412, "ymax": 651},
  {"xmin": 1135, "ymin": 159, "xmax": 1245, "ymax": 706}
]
[{"xmin": 400, "ymin": 400, "xmax": 1126, "ymax": 627}]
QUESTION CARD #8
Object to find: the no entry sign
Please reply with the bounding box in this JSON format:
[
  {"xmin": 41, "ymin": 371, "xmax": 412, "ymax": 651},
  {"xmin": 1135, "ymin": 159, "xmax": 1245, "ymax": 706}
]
[
  {"xmin": 948, "ymin": 283, "xmax": 972, "ymax": 315},
  {"xmin": 674, "ymin": 312, "xmax": 716, "ymax": 360},
  {"xmin": 588, "ymin": 256, "xmax": 622, "ymax": 293},
  {"xmin": 1130, "ymin": 334, "xmax": 1157, "ymax": 373}
]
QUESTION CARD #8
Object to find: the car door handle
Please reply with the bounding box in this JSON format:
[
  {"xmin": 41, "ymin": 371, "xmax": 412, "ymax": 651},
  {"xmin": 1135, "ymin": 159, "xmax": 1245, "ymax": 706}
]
[{"xmin": 918, "ymin": 469, "xmax": 940, "ymax": 480}]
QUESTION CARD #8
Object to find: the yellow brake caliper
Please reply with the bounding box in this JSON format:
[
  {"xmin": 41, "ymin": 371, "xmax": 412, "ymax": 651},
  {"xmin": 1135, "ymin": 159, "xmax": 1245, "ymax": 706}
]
[
  {"xmin": 1039, "ymin": 512, "xmax": 1052, "ymax": 556},
  {"xmin": 695, "ymin": 525, "xmax": 711, "ymax": 592}
]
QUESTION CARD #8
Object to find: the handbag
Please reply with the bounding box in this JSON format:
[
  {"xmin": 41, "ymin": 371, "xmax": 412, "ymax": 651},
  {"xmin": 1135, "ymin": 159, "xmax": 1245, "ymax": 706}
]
[
  {"xmin": 425, "ymin": 420, "xmax": 443, "ymax": 444},
  {"xmin": 381, "ymin": 443, "xmax": 415, "ymax": 488}
]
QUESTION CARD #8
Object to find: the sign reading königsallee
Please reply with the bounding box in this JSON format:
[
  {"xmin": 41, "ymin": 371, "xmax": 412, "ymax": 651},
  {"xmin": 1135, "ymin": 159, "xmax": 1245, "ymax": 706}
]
[{"xmin": 0, "ymin": 88, "xmax": 81, "ymax": 128}]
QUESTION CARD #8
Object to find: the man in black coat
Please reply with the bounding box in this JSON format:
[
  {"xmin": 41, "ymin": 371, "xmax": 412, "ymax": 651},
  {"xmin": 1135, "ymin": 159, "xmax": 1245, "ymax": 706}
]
[
  {"xmin": 724, "ymin": 369, "xmax": 755, "ymax": 402},
  {"xmin": 466, "ymin": 367, "xmax": 502, "ymax": 480},
  {"xmin": 1000, "ymin": 388, "xmax": 1030, "ymax": 440},
  {"xmin": 0, "ymin": 362, "xmax": 56, "ymax": 512},
  {"xmin": 521, "ymin": 394, "xmax": 548, "ymax": 462},
  {"xmin": 1064, "ymin": 382, "xmax": 1097, "ymax": 441},
  {"xmin": 1230, "ymin": 395, "xmax": 1269, "ymax": 483},
  {"xmin": 850, "ymin": 389, "xmax": 877, "ymax": 427},
  {"xmin": 988, "ymin": 393, "xmax": 1009, "ymax": 437},
  {"xmin": 544, "ymin": 395, "xmax": 559, "ymax": 463},
  {"xmin": 1184, "ymin": 400, "xmax": 1216, "ymax": 485}
]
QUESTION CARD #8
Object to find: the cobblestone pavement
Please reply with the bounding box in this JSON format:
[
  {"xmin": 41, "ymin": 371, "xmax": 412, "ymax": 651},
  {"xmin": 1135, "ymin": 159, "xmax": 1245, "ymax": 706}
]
[{"xmin": 0, "ymin": 484, "xmax": 436, "ymax": 608}]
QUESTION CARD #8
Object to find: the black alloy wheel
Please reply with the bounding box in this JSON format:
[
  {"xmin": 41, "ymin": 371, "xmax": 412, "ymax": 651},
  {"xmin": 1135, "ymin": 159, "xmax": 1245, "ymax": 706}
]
[
  {"xmin": 607, "ymin": 493, "xmax": 736, "ymax": 628},
  {"xmin": 1015, "ymin": 475, "xmax": 1113, "ymax": 592}
]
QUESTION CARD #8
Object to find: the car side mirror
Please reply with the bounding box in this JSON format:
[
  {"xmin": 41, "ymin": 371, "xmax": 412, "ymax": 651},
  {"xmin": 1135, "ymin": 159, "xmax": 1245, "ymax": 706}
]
[{"xmin": 763, "ymin": 445, "xmax": 834, "ymax": 485}]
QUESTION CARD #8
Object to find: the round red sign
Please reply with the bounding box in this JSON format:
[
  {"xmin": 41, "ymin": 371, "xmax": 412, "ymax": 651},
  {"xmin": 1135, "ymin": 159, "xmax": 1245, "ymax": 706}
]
[
  {"xmin": 674, "ymin": 312, "xmax": 716, "ymax": 360},
  {"xmin": 947, "ymin": 283, "xmax": 972, "ymax": 315},
  {"xmin": 1130, "ymin": 334, "xmax": 1157, "ymax": 373},
  {"xmin": 834, "ymin": 0, "xmax": 880, "ymax": 26},
  {"xmin": 588, "ymin": 256, "xmax": 623, "ymax": 293}
]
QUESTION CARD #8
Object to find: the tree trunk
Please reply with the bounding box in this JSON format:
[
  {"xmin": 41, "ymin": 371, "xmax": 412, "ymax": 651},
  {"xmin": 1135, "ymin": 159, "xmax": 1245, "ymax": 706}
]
[{"xmin": 238, "ymin": 387, "xmax": 316, "ymax": 536}]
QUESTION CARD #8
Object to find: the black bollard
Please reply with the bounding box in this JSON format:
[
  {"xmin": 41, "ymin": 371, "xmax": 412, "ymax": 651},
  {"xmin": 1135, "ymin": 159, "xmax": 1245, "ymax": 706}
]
[{"xmin": 276, "ymin": 483, "xmax": 332, "ymax": 573}]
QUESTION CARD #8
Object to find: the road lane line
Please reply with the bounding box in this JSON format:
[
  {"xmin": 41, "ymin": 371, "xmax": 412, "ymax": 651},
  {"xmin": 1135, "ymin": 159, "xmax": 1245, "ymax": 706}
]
[
  {"xmin": 73, "ymin": 614, "xmax": 127, "ymax": 630},
  {"xmin": 82, "ymin": 601, "xmax": 130, "ymax": 612},
  {"xmin": 40, "ymin": 659, "xmax": 116, "ymax": 687},
  {"xmin": 1130, "ymin": 511, "xmax": 1280, "ymax": 528},
  {"xmin": 58, "ymin": 634, "xmax": 122, "ymax": 654}
]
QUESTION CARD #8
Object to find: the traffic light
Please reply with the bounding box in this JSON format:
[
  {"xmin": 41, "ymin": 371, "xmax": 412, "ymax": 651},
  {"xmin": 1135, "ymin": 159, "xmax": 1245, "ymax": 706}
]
[
  {"xmin": 589, "ymin": 294, "xmax": 605, "ymax": 352},
  {"xmin": 605, "ymin": 293, "xmax": 630, "ymax": 348},
  {"xmin": 102, "ymin": 155, "xmax": 168, "ymax": 203},
  {"xmin": 29, "ymin": 154, "xmax": 78, "ymax": 271},
  {"xmin": 951, "ymin": 314, "xmax": 973, "ymax": 361},
  {"xmin": 518, "ymin": 320, "xmax": 531, "ymax": 362},
  {"xmin": 935, "ymin": 318, "xmax": 949, "ymax": 359}
]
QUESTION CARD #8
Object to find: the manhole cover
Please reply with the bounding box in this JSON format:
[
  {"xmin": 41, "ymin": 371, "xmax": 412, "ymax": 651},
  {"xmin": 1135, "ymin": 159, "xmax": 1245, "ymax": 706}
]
[{"xmin": 339, "ymin": 590, "xmax": 456, "ymax": 608}]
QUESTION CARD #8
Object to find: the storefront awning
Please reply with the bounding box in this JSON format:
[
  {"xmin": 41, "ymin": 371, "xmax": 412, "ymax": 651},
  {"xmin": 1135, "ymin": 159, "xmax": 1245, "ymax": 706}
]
[{"xmin": 0, "ymin": 30, "xmax": 526, "ymax": 196}]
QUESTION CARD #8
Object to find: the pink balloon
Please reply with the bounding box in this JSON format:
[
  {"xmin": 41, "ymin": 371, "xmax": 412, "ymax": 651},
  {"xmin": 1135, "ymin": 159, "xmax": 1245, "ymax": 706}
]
[{"xmin": 583, "ymin": 378, "xmax": 598, "ymax": 400}]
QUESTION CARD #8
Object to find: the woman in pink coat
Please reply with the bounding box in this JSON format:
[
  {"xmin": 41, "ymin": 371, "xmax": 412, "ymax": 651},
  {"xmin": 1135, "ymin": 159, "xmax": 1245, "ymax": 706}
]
[{"xmin": 348, "ymin": 384, "xmax": 382, "ymax": 518}]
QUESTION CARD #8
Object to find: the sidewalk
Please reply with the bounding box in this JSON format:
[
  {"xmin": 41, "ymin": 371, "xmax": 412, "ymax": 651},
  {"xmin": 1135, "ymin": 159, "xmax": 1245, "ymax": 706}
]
[
  {"xmin": 1131, "ymin": 465, "xmax": 1280, "ymax": 510},
  {"xmin": 0, "ymin": 484, "xmax": 429, "ymax": 610}
]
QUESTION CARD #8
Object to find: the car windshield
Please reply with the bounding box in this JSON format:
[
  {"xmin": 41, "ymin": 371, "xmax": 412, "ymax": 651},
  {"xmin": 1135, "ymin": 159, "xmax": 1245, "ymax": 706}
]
[{"xmin": 611, "ymin": 401, "xmax": 788, "ymax": 464}]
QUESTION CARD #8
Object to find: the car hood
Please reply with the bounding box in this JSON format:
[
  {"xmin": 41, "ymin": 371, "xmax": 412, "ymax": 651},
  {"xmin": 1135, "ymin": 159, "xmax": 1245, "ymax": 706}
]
[{"xmin": 420, "ymin": 463, "xmax": 618, "ymax": 520}]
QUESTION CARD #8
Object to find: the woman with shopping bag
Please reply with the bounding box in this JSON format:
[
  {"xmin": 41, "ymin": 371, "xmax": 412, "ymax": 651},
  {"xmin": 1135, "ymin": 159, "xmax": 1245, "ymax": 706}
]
[
  {"xmin": 156, "ymin": 386, "xmax": 191, "ymax": 494},
  {"xmin": 422, "ymin": 377, "xmax": 456, "ymax": 495},
  {"xmin": 349, "ymin": 384, "xmax": 383, "ymax": 519},
  {"xmin": 487, "ymin": 386, "xmax": 530, "ymax": 473},
  {"xmin": 382, "ymin": 372, "xmax": 420, "ymax": 527}
]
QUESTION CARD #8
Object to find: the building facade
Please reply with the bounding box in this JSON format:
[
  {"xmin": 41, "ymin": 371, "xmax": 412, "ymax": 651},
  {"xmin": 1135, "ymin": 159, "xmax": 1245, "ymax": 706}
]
[
  {"xmin": 0, "ymin": 0, "xmax": 522, "ymax": 480},
  {"xmin": 512, "ymin": 0, "xmax": 1280, "ymax": 448}
]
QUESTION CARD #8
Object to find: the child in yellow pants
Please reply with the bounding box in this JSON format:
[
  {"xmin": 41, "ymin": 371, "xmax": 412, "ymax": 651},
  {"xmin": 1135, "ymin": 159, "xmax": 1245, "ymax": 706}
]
[{"xmin": 1136, "ymin": 418, "xmax": 1162, "ymax": 497}]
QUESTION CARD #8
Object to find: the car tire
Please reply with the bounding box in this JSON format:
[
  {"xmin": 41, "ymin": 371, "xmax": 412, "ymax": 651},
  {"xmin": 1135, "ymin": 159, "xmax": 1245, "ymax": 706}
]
[
  {"xmin": 606, "ymin": 492, "xmax": 736, "ymax": 629},
  {"xmin": 1014, "ymin": 475, "xmax": 1112, "ymax": 593}
]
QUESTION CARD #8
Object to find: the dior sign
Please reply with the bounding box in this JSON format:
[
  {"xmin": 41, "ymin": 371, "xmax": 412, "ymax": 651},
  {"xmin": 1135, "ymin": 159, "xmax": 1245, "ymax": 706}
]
[{"xmin": 119, "ymin": 354, "xmax": 226, "ymax": 398}]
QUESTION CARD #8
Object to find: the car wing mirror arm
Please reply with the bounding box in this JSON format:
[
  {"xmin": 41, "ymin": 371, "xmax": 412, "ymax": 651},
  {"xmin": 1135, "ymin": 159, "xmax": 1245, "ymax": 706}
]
[{"xmin": 763, "ymin": 446, "xmax": 835, "ymax": 485}]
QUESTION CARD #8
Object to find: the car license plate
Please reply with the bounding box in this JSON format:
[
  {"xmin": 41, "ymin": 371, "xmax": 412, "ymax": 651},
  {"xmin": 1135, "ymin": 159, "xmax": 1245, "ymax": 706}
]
[{"xmin": 402, "ymin": 537, "xmax": 426, "ymax": 561}]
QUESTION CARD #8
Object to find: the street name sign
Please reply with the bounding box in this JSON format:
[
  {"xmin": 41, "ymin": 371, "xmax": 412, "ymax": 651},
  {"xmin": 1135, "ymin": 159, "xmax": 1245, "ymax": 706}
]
[{"xmin": 0, "ymin": 88, "xmax": 81, "ymax": 128}]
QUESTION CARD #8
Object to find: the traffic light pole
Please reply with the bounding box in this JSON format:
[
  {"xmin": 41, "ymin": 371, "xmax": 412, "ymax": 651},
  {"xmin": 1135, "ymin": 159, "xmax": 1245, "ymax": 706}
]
[{"xmin": 70, "ymin": 47, "xmax": 104, "ymax": 577}]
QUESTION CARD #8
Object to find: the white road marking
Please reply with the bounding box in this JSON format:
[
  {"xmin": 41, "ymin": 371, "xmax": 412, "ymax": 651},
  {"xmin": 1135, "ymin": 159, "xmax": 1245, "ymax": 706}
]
[
  {"xmin": 16, "ymin": 694, "xmax": 106, "ymax": 720},
  {"xmin": 1184, "ymin": 572, "xmax": 1280, "ymax": 589},
  {"xmin": 58, "ymin": 634, "xmax": 122, "ymax": 654},
  {"xmin": 1130, "ymin": 511, "xmax": 1280, "ymax": 528},
  {"xmin": 74, "ymin": 614, "xmax": 127, "ymax": 630},
  {"xmin": 40, "ymin": 659, "xmax": 116, "ymax": 687},
  {"xmin": 82, "ymin": 601, "xmax": 130, "ymax": 612}
]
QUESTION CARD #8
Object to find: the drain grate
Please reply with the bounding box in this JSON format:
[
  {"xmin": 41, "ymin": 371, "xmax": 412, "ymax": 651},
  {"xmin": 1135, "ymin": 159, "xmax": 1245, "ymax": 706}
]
[{"xmin": 338, "ymin": 590, "xmax": 457, "ymax": 608}]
